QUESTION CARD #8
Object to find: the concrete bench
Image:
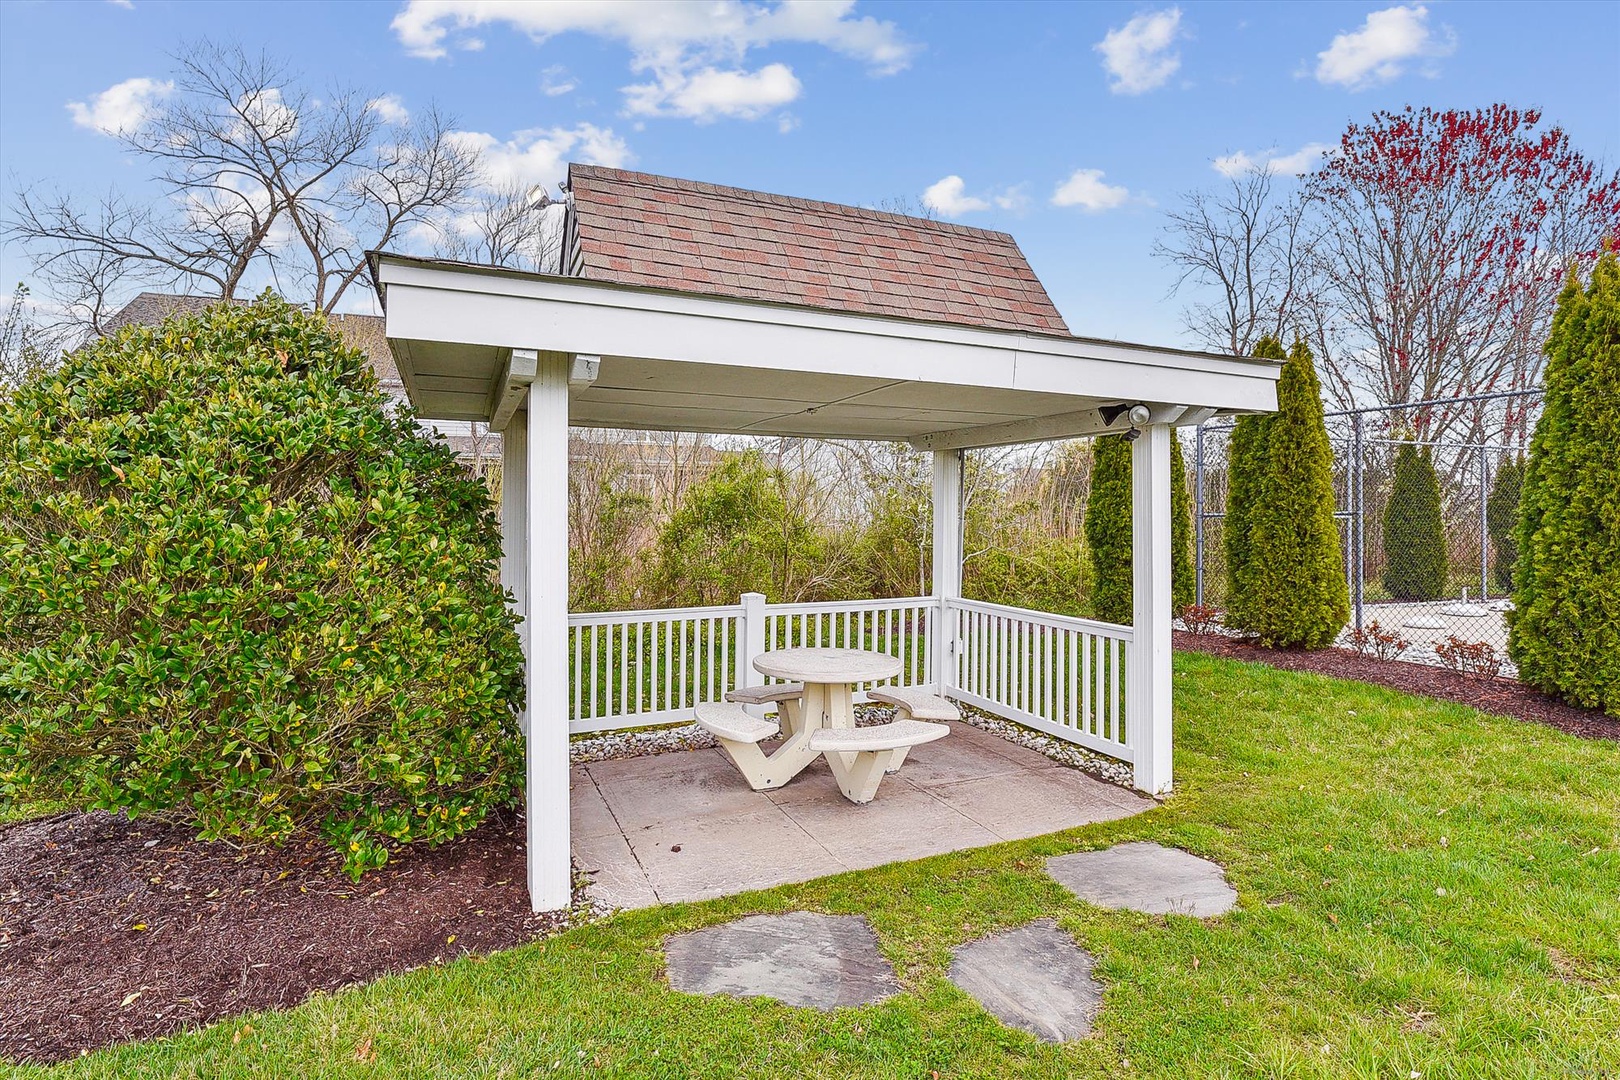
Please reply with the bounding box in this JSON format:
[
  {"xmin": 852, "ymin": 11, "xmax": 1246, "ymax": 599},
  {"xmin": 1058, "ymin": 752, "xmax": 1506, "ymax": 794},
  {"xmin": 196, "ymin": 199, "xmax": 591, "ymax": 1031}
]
[
  {"xmin": 695, "ymin": 701, "xmax": 818, "ymax": 791},
  {"xmin": 809, "ymin": 720, "xmax": 950, "ymax": 803},
  {"xmin": 726, "ymin": 682, "xmax": 806, "ymax": 734},
  {"xmin": 864, "ymin": 687, "xmax": 959, "ymax": 770}
]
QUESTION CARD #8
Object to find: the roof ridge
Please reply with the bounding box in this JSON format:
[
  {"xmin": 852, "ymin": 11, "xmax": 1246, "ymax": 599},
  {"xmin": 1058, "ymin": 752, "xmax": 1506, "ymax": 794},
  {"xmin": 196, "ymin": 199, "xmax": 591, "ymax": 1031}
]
[{"xmin": 567, "ymin": 163, "xmax": 1021, "ymax": 243}]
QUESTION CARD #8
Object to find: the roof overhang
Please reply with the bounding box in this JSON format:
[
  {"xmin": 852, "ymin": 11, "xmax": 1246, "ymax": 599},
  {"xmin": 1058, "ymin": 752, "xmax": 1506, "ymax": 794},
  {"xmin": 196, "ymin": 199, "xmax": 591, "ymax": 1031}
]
[{"xmin": 369, "ymin": 253, "xmax": 1280, "ymax": 448}]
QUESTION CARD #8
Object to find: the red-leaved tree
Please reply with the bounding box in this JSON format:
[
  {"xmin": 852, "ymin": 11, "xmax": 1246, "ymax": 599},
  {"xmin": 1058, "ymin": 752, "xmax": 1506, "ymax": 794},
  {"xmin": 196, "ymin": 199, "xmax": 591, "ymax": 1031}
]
[{"xmin": 1305, "ymin": 105, "xmax": 1620, "ymax": 447}]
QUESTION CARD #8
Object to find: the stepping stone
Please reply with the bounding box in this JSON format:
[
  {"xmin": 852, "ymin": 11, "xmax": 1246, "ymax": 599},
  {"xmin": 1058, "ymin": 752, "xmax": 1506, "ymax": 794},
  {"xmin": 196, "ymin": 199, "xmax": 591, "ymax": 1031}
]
[
  {"xmin": 664, "ymin": 911, "xmax": 899, "ymax": 1010},
  {"xmin": 948, "ymin": 920, "xmax": 1101, "ymax": 1042},
  {"xmin": 1047, "ymin": 841, "xmax": 1236, "ymax": 917}
]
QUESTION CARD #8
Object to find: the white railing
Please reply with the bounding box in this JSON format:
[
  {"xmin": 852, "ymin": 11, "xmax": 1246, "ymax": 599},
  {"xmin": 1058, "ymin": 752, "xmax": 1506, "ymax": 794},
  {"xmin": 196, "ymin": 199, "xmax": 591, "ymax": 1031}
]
[
  {"xmin": 944, "ymin": 598, "xmax": 1133, "ymax": 762},
  {"xmin": 568, "ymin": 594, "xmax": 937, "ymax": 734},
  {"xmin": 566, "ymin": 593, "xmax": 1133, "ymax": 767},
  {"xmin": 568, "ymin": 602, "xmax": 744, "ymax": 733},
  {"xmin": 762, "ymin": 596, "xmax": 936, "ymax": 694}
]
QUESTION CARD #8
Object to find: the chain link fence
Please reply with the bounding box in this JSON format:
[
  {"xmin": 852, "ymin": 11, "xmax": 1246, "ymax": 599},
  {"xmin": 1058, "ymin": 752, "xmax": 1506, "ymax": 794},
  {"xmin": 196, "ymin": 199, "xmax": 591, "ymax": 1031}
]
[{"xmin": 1192, "ymin": 389, "xmax": 1542, "ymax": 676}]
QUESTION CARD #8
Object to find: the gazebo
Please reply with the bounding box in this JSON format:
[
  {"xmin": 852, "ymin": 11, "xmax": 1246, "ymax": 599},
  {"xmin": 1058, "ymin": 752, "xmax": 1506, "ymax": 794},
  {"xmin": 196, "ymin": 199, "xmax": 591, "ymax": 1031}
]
[{"xmin": 369, "ymin": 165, "xmax": 1280, "ymax": 911}]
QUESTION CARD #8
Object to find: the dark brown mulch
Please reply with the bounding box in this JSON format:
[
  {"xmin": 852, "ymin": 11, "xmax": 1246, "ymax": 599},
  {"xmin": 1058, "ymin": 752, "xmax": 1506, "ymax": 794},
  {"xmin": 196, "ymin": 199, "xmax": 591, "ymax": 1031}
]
[
  {"xmin": 1175, "ymin": 630, "xmax": 1618, "ymax": 742},
  {"xmin": 0, "ymin": 809, "xmax": 573, "ymax": 1065}
]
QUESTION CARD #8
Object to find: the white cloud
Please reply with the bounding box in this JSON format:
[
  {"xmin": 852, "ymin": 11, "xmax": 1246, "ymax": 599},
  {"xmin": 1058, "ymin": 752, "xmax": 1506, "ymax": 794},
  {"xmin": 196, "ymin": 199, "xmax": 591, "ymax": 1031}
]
[
  {"xmin": 624, "ymin": 64, "xmax": 801, "ymax": 122},
  {"xmin": 541, "ymin": 65, "xmax": 577, "ymax": 96},
  {"xmin": 391, "ymin": 0, "xmax": 915, "ymax": 123},
  {"xmin": 922, "ymin": 176, "xmax": 989, "ymax": 216},
  {"xmin": 777, "ymin": 112, "xmax": 801, "ymax": 134},
  {"xmin": 1094, "ymin": 8, "xmax": 1182, "ymax": 95},
  {"xmin": 1212, "ymin": 141, "xmax": 1333, "ymax": 178},
  {"xmin": 368, "ymin": 94, "xmax": 411, "ymax": 125},
  {"xmin": 993, "ymin": 184, "xmax": 1030, "ymax": 212},
  {"xmin": 447, "ymin": 122, "xmax": 632, "ymax": 190},
  {"xmin": 1314, "ymin": 5, "xmax": 1455, "ymax": 90},
  {"xmin": 66, "ymin": 76, "xmax": 172, "ymax": 135},
  {"xmin": 107, "ymin": 0, "xmax": 134, "ymax": 8},
  {"xmin": 1051, "ymin": 169, "xmax": 1136, "ymax": 212}
]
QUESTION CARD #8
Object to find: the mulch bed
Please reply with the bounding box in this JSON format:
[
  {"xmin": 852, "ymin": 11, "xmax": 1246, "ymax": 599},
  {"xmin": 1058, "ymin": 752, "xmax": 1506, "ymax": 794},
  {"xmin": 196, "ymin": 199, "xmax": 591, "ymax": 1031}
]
[
  {"xmin": 1175, "ymin": 630, "xmax": 1618, "ymax": 742},
  {"xmin": 0, "ymin": 808, "xmax": 573, "ymax": 1065}
]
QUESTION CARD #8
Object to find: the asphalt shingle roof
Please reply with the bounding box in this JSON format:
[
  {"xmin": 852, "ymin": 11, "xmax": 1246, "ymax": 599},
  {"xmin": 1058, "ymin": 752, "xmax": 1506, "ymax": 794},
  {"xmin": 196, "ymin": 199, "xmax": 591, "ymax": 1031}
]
[{"xmin": 566, "ymin": 164, "xmax": 1070, "ymax": 335}]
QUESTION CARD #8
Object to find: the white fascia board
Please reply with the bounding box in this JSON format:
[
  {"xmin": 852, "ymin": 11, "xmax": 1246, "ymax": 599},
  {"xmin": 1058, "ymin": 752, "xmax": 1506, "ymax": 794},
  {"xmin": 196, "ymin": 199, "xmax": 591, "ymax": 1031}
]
[{"xmin": 376, "ymin": 258, "xmax": 1281, "ymax": 416}]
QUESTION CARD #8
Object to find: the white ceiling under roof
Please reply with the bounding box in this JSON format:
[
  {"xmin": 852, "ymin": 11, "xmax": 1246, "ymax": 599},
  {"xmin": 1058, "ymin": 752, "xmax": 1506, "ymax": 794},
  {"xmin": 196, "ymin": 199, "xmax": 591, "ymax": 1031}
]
[{"xmin": 371, "ymin": 255, "xmax": 1280, "ymax": 450}]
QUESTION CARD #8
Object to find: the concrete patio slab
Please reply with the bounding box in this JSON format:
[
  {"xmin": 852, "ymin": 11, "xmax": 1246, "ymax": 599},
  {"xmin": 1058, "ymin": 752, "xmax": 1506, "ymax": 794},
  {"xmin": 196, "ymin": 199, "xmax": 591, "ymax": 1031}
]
[
  {"xmin": 664, "ymin": 912, "xmax": 899, "ymax": 1009},
  {"xmin": 573, "ymin": 730, "xmax": 1152, "ymax": 910},
  {"xmin": 925, "ymin": 769, "xmax": 1143, "ymax": 841},
  {"xmin": 1046, "ymin": 842, "xmax": 1237, "ymax": 917},
  {"xmin": 587, "ymin": 749, "xmax": 763, "ymax": 832},
  {"xmin": 572, "ymin": 832, "xmax": 658, "ymax": 910},
  {"xmin": 569, "ymin": 774, "xmax": 621, "ymax": 840},
  {"xmin": 948, "ymin": 920, "xmax": 1101, "ymax": 1042},
  {"xmin": 777, "ymin": 783, "xmax": 1002, "ymax": 870},
  {"xmin": 629, "ymin": 806, "xmax": 847, "ymax": 905}
]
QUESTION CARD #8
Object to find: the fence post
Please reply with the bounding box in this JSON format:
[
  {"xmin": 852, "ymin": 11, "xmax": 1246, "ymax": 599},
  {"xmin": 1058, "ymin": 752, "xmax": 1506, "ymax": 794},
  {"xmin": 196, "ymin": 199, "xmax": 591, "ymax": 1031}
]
[
  {"xmin": 738, "ymin": 591, "xmax": 767, "ymax": 718},
  {"xmin": 1478, "ymin": 446, "xmax": 1490, "ymax": 600},
  {"xmin": 1194, "ymin": 425, "xmax": 1205, "ymax": 607},
  {"xmin": 1351, "ymin": 411, "xmax": 1365, "ymax": 634}
]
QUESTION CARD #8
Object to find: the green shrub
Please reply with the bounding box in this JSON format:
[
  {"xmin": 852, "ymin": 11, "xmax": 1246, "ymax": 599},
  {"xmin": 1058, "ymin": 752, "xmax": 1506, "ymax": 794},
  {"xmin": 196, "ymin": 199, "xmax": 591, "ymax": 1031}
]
[
  {"xmin": 650, "ymin": 451, "xmax": 823, "ymax": 605},
  {"xmin": 1223, "ymin": 337, "xmax": 1286, "ymax": 607},
  {"xmin": 1509, "ymin": 255, "xmax": 1620, "ymax": 716},
  {"xmin": 1224, "ymin": 339, "xmax": 1349, "ymax": 647},
  {"xmin": 966, "ymin": 537, "xmax": 1088, "ymax": 617},
  {"xmin": 0, "ymin": 295, "xmax": 524, "ymax": 876},
  {"xmin": 1381, "ymin": 441, "xmax": 1448, "ymax": 601},
  {"xmin": 1485, "ymin": 455, "xmax": 1526, "ymax": 593},
  {"xmin": 1083, "ymin": 431, "xmax": 1193, "ymax": 624}
]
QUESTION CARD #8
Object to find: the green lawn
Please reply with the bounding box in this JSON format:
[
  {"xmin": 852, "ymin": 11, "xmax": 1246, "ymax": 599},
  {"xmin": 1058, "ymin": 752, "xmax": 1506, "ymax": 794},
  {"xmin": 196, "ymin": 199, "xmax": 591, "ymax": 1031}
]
[{"xmin": 20, "ymin": 652, "xmax": 1620, "ymax": 1079}]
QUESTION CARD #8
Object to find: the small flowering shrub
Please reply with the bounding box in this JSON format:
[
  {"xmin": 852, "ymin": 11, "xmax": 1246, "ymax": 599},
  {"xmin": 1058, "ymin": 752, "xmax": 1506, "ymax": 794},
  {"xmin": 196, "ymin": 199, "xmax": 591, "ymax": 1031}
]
[
  {"xmin": 1178, "ymin": 604, "xmax": 1224, "ymax": 635},
  {"xmin": 1348, "ymin": 621, "xmax": 1411, "ymax": 662},
  {"xmin": 1434, "ymin": 637, "xmax": 1505, "ymax": 681},
  {"xmin": 0, "ymin": 295, "xmax": 525, "ymax": 876}
]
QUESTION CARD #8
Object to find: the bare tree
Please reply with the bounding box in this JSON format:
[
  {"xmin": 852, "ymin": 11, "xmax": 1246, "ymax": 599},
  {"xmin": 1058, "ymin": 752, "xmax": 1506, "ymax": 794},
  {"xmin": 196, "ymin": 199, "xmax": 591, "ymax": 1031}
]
[
  {"xmin": 5, "ymin": 41, "xmax": 479, "ymax": 327},
  {"xmin": 434, "ymin": 182, "xmax": 566, "ymax": 274},
  {"xmin": 0, "ymin": 283, "xmax": 68, "ymax": 391},
  {"xmin": 1304, "ymin": 105, "xmax": 1620, "ymax": 445},
  {"xmin": 1155, "ymin": 168, "xmax": 1310, "ymax": 357}
]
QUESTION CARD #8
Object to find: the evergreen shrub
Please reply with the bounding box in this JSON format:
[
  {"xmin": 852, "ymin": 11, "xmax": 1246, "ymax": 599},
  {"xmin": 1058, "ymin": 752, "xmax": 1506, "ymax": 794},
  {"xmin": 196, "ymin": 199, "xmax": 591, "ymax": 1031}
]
[
  {"xmin": 1381, "ymin": 442, "xmax": 1449, "ymax": 601},
  {"xmin": 1224, "ymin": 338, "xmax": 1349, "ymax": 647},
  {"xmin": 1509, "ymin": 254, "xmax": 1620, "ymax": 715},
  {"xmin": 0, "ymin": 295, "xmax": 525, "ymax": 875}
]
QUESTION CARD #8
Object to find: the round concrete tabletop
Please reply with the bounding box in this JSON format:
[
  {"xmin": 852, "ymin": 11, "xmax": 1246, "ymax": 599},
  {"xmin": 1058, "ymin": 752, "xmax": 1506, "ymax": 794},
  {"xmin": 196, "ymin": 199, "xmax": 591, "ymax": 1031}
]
[{"xmin": 752, "ymin": 647, "xmax": 903, "ymax": 684}]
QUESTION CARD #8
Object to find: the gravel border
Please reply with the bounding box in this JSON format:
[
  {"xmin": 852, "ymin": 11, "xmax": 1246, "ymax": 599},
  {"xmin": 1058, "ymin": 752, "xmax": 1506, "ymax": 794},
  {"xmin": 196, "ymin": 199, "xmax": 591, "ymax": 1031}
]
[{"xmin": 569, "ymin": 700, "xmax": 1139, "ymax": 789}]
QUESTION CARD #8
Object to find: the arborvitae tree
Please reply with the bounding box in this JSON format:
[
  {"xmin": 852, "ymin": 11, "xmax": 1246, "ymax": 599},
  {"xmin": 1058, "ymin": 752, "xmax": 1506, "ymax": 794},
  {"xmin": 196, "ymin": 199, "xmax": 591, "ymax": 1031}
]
[
  {"xmin": 1223, "ymin": 336, "xmax": 1287, "ymax": 604},
  {"xmin": 1485, "ymin": 455, "xmax": 1526, "ymax": 593},
  {"xmin": 1083, "ymin": 432, "xmax": 1194, "ymax": 624},
  {"xmin": 1510, "ymin": 254, "xmax": 1620, "ymax": 716},
  {"xmin": 1225, "ymin": 339, "xmax": 1349, "ymax": 646},
  {"xmin": 1170, "ymin": 436, "xmax": 1194, "ymax": 613},
  {"xmin": 1085, "ymin": 435, "xmax": 1133, "ymax": 623},
  {"xmin": 1381, "ymin": 442, "xmax": 1449, "ymax": 601}
]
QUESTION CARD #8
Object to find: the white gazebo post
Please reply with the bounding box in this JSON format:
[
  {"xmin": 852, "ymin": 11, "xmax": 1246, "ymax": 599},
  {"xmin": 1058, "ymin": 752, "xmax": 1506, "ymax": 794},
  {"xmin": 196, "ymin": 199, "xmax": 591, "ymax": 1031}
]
[
  {"xmin": 931, "ymin": 450, "xmax": 963, "ymax": 694},
  {"xmin": 524, "ymin": 354, "xmax": 572, "ymax": 911},
  {"xmin": 1129, "ymin": 424, "xmax": 1174, "ymax": 795}
]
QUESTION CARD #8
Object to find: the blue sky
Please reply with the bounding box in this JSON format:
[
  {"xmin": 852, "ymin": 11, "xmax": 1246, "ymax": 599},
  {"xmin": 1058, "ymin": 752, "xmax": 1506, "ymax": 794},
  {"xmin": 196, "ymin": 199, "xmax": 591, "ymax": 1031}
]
[{"xmin": 1, "ymin": 0, "xmax": 1615, "ymax": 347}]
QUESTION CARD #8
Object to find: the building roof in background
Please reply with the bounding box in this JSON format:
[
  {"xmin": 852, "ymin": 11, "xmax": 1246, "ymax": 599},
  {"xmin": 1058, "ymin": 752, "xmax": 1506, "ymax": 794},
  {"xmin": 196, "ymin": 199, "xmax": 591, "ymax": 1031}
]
[
  {"xmin": 100, "ymin": 292, "xmax": 402, "ymax": 391},
  {"xmin": 565, "ymin": 164, "xmax": 1070, "ymax": 335}
]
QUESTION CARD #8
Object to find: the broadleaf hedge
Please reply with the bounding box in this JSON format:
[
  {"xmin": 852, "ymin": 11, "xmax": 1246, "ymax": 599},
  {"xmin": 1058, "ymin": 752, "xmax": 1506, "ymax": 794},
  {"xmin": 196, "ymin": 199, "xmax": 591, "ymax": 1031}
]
[{"xmin": 0, "ymin": 294, "xmax": 525, "ymax": 875}]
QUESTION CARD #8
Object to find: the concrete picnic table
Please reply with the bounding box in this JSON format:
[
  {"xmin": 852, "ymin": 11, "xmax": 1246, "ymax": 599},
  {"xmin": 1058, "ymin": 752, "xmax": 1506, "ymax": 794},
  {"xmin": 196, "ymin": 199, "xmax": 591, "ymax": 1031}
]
[{"xmin": 750, "ymin": 646, "xmax": 903, "ymax": 737}]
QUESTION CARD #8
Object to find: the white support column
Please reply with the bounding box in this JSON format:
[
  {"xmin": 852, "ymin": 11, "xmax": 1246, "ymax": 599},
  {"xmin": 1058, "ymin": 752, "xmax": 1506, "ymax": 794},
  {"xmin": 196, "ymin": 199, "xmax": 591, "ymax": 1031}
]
[
  {"xmin": 500, "ymin": 410, "xmax": 529, "ymax": 736},
  {"xmin": 1129, "ymin": 424, "xmax": 1174, "ymax": 795},
  {"xmin": 525, "ymin": 355, "xmax": 571, "ymax": 911},
  {"xmin": 931, "ymin": 450, "xmax": 963, "ymax": 693},
  {"xmin": 737, "ymin": 591, "xmax": 768, "ymax": 718}
]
